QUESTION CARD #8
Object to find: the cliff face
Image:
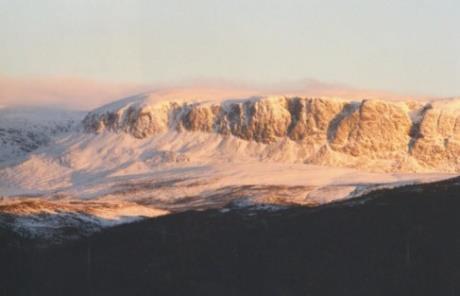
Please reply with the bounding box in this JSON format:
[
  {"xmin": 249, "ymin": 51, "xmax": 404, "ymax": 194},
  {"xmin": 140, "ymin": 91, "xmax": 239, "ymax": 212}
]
[
  {"xmin": 82, "ymin": 96, "xmax": 348, "ymax": 144},
  {"xmin": 410, "ymin": 102, "xmax": 460, "ymax": 169},
  {"xmin": 82, "ymin": 94, "xmax": 460, "ymax": 172},
  {"xmin": 330, "ymin": 100, "xmax": 412, "ymax": 158}
]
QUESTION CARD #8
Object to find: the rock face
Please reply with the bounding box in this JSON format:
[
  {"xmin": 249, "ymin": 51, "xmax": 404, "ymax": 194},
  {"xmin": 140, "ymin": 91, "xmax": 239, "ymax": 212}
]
[
  {"xmin": 83, "ymin": 96, "xmax": 346, "ymax": 144},
  {"xmin": 82, "ymin": 94, "xmax": 460, "ymax": 172},
  {"xmin": 288, "ymin": 98, "xmax": 347, "ymax": 143},
  {"xmin": 82, "ymin": 102, "xmax": 174, "ymax": 138},
  {"xmin": 331, "ymin": 100, "xmax": 412, "ymax": 158},
  {"xmin": 410, "ymin": 101, "xmax": 460, "ymax": 170}
]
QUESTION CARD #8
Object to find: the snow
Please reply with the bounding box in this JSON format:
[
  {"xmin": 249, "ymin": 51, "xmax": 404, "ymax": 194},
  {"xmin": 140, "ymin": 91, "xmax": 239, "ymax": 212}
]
[
  {"xmin": 0, "ymin": 131, "xmax": 453, "ymax": 203},
  {"xmin": 0, "ymin": 106, "xmax": 84, "ymax": 165},
  {"xmin": 1, "ymin": 93, "xmax": 459, "ymax": 239},
  {"xmin": 0, "ymin": 198, "xmax": 168, "ymax": 239},
  {"xmin": 430, "ymin": 96, "xmax": 460, "ymax": 110},
  {"xmin": 89, "ymin": 87, "xmax": 264, "ymax": 115}
]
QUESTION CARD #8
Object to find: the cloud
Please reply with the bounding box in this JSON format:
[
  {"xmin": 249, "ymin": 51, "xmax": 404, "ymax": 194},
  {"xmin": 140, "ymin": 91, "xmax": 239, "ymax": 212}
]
[
  {"xmin": 254, "ymin": 78, "xmax": 432, "ymax": 101},
  {"xmin": 0, "ymin": 76, "xmax": 432, "ymax": 111},
  {"xmin": 151, "ymin": 78, "xmax": 431, "ymax": 101},
  {"xmin": 0, "ymin": 76, "xmax": 150, "ymax": 110}
]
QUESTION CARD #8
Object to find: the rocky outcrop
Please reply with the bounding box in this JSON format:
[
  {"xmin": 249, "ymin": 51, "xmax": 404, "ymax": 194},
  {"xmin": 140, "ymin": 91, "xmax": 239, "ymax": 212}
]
[
  {"xmin": 410, "ymin": 102, "xmax": 460, "ymax": 169},
  {"xmin": 82, "ymin": 94, "xmax": 460, "ymax": 172},
  {"xmin": 331, "ymin": 100, "xmax": 412, "ymax": 158},
  {"xmin": 82, "ymin": 102, "xmax": 174, "ymax": 138},
  {"xmin": 288, "ymin": 98, "xmax": 347, "ymax": 143},
  {"xmin": 83, "ymin": 96, "xmax": 347, "ymax": 144}
]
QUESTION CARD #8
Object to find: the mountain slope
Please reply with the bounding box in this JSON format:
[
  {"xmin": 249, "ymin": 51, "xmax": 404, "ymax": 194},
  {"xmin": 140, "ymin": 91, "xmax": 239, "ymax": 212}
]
[
  {"xmin": 0, "ymin": 92, "xmax": 458, "ymax": 240},
  {"xmin": 0, "ymin": 106, "xmax": 83, "ymax": 165},
  {"xmin": 2, "ymin": 176, "xmax": 460, "ymax": 296}
]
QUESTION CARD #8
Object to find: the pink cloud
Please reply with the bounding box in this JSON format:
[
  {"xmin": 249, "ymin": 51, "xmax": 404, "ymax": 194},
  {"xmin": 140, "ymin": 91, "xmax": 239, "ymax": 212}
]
[
  {"xmin": 0, "ymin": 76, "xmax": 150, "ymax": 110},
  {"xmin": 0, "ymin": 76, "xmax": 431, "ymax": 111}
]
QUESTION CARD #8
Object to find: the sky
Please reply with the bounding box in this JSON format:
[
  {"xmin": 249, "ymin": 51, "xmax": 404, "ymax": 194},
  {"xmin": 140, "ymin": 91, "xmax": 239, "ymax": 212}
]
[{"xmin": 1, "ymin": 0, "xmax": 459, "ymax": 108}]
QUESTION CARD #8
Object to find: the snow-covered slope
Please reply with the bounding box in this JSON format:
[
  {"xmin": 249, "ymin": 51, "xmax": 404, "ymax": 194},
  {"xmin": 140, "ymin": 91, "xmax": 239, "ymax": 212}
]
[
  {"xmin": 0, "ymin": 106, "xmax": 83, "ymax": 165},
  {"xmin": 0, "ymin": 91, "xmax": 458, "ymax": 240}
]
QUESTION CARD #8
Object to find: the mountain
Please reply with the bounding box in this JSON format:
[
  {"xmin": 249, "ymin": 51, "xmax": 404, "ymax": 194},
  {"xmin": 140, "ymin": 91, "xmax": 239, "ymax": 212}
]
[
  {"xmin": 0, "ymin": 91, "xmax": 458, "ymax": 240},
  {"xmin": 83, "ymin": 93, "xmax": 460, "ymax": 172},
  {"xmin": 0, "ymin": 106, "xmax": 83, "ymax": 164}
]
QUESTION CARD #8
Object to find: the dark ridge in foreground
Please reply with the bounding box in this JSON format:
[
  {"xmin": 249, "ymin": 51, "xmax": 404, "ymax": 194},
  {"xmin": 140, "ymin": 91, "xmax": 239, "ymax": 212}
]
[{"xmin": 1, "ymin": 177, "xmax": 460, "ymax": 296}]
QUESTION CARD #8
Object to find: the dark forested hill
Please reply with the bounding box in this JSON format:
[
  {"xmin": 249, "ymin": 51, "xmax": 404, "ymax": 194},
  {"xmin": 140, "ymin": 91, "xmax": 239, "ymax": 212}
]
[{"xmin": 1, "ymin": 177, "xmax": 460, "ymax": 296}]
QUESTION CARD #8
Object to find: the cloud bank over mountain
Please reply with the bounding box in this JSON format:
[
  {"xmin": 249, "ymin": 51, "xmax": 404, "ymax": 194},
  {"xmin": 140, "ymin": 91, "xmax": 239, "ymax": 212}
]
[
  {"xmin": 0, "ymin": 76, "xmax": 148, "ymax": 110},
  {"xmin": 0, "ymin": 76, "xmax": 432, "ymax": 110}
]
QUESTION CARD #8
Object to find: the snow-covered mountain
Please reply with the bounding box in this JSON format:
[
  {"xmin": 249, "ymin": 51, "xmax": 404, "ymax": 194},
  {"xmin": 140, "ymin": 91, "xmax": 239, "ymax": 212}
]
[
  {"xmin": 0, "ymin": 91, "xmax": 458, "ymax": 240},
  {"xmin": 83, "ymin": 93, "xmax": 460, "ymax": 172},
  {"xmin": 0, "ymin": 106, "xmax": 83, "ymax": 165}
]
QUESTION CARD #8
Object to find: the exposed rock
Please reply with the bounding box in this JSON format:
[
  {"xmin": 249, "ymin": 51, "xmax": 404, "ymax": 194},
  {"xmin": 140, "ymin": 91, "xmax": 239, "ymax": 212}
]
[
  {"xmin": 180, "ymin": 104, "xmax": 217, "ymax": 132},
  {"xmin": 83, "ymin": 103, "xmax": 174, "ymax": 138},
  {"xmin": 288, "ymin": 98, "xmax": 346, "ymax": 143},
  {"xmin": 411, "ymin": 103, "xmax": 460, "ymax": 170},
  {"xmin": 331, "ymin": 99, "xmax": 412, "ymax": 158},
  {"xmin": 82, "ymin": 94, "xmax": 460, "ymax": 172},
  {"xmin": 226, "ymin": 97, "xmax": 291, "ymax": 143}
]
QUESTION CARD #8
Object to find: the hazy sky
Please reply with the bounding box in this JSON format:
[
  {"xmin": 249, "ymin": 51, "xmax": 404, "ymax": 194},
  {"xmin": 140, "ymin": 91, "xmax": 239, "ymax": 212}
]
[{"xmin": 1, "ymin": 0, "xmax": 459, "ymax": 98}]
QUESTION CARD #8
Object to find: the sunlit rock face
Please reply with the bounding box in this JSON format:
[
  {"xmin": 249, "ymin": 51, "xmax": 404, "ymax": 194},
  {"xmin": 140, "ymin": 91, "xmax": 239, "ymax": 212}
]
[
  {"xmin": 411, "ymin": 104, "xmax": 460, "ymax": 170},
  {"xmin": 83, "ymin": 102, "xmax": 174, "ymax": 138},
  {"xmin": 180, "ymin": 104, "xmax": 218, "ymax": 133},
  {"xmin": 221, "ymin": 98, "xmax": 292, "ymax": 143},
  {"xmin": 83, "ymin": 96, "xmax": 346, "ymax": 144},
  {"xmin": 287, "ymin": 98, "xmax": 347, "ymax": 143},
  {"xmin": 82, "ymin": 94, "xmax": 460, "ymax": 172},
  {"xmin": 331, "ymin": 100, "xmax": 412, "ymax": 158}
]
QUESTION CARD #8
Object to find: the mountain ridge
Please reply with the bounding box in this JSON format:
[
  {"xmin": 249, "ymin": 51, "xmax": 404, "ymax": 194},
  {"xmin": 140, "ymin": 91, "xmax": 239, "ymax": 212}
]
[
  {"xmin": 82, "ymin": 94, "xmax": 460, "ymax": 172},
  {"xmin": 1, "ymin": 93, "xmax": 458, "ymax": 240}
]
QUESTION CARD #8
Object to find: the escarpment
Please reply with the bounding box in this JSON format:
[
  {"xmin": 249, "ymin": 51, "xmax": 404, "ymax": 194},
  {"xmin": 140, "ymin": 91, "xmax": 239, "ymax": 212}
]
[
  {"xmin": 288, "ymin": 97, "xmax": 347, "ymax": 142},
  {"xmin": 410, "ymin": 103, "xmax": 460, "ymax": 169},
  {"xmin": 330, "ymin": 99, "xmax": 412, "ymax": 158},
  {"xmin": 82, "ymin": 94, "xmax": 460, "ymax": 172}
]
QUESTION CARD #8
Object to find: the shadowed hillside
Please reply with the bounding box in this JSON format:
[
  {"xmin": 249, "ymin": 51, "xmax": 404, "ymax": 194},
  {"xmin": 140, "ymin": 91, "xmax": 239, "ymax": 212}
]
[{"xmin": 1, "ymin": 177, "xmax": 460, "ymax": 296}]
